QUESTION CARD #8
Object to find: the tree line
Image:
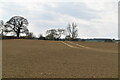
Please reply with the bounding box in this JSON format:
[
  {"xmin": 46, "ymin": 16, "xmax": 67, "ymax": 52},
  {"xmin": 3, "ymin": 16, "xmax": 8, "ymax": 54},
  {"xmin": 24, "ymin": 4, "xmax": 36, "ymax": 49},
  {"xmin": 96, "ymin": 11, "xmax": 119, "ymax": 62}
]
[{"xmin": 0, "ymin": 16, "xmax": 78, "ymax": 41}]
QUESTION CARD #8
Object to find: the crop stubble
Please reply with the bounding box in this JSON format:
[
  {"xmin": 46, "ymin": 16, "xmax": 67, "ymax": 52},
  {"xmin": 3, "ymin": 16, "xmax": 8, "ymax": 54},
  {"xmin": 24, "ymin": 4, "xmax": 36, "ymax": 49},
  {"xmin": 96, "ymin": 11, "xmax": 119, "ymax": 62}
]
[{"xmin": 2, "ymin": 40, "xmax": 118, "ymax": 78}]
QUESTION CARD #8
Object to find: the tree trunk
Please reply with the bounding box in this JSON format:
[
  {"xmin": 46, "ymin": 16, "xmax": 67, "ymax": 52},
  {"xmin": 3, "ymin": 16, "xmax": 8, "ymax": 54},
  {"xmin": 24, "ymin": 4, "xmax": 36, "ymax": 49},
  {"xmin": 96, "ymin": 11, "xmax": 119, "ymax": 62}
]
[
  {"xmin": 17, "ymin": 28, "xmax": 20, "ymax": 38},
  {"xmin": 17, "ymin": 33, "xmax": 20, "ymax": 38}
]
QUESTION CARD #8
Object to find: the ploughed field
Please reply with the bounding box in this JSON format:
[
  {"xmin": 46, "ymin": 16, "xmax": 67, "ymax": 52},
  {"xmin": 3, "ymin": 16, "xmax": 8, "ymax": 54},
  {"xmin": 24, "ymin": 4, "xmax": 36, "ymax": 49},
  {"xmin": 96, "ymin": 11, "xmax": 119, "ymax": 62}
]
[{"xmin": 2, "ymin": 39, "xmax": 118, "ymax": 78}]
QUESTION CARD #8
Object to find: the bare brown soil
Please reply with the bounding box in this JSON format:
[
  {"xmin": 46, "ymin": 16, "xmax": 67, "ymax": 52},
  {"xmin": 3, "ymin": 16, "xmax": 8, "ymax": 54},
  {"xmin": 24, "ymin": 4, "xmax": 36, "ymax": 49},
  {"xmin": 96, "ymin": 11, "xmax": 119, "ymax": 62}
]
[{"xmin": 2, "ymin": 40, "xmax": 118, "ymax": 78}]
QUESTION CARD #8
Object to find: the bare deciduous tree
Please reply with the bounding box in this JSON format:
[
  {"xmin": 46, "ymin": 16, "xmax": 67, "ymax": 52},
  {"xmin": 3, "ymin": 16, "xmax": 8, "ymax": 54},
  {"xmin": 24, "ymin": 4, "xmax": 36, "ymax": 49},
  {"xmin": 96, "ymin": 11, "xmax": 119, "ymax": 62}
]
[
  {"xmin": 4, "ymin": 16, "xmax": 29, "ymax": 37},
  {"xmin": 0, "ymin": 20, "xmax": 4, "ymax": 36},
  {"xmin": 66, "ymin": 22, "xmax": 78, "ymax": 40}
]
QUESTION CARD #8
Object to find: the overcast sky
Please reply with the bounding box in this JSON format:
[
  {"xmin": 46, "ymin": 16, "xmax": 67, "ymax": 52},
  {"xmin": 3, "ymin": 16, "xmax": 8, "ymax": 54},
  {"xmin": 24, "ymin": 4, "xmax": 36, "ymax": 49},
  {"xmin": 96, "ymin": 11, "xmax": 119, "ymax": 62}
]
[{"xmin": 0, "ymin": 0, "xmax": 119, "ymax": 39}]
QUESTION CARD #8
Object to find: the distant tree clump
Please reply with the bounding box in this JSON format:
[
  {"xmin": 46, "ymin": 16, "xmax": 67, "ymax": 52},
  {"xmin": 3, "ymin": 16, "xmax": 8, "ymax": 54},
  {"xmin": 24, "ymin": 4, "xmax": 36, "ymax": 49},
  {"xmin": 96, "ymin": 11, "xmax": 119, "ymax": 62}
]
[
  {"xmin": 26, "ymin": 32, "xmax": 35, "ymax": 39},
  {"xmin": 4, "ymin": 16, "xmax": 29, "ymax": 37},
  {"xmin": 66, "ymin": 22, "xmax": 78, "ymax": 40},
  {"xmin": 57, "ymin": 29, "xmax": 65, "ymax": 39},
  {"xmin": 45, "ymin": 29, "xmax": 65, "ymax": 40},
  {"xmin": 38, "ymin": 34, "xmax": 45, "ymax": 40},
  {"xmin": 46, "ymin": 29, "xmax": 57, "ymax": 40},
  {"xmin": 1, "ymin": 16, "xmax": 79, "ymax": 41}
]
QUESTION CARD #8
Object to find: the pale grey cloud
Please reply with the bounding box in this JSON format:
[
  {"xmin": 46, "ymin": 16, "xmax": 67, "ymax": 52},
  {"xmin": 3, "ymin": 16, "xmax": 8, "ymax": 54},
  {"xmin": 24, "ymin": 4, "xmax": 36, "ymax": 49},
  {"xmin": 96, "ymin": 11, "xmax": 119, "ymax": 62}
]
[{"xmin": 0, "ymin": 0, "xmax": 118, "ymax": 39}]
